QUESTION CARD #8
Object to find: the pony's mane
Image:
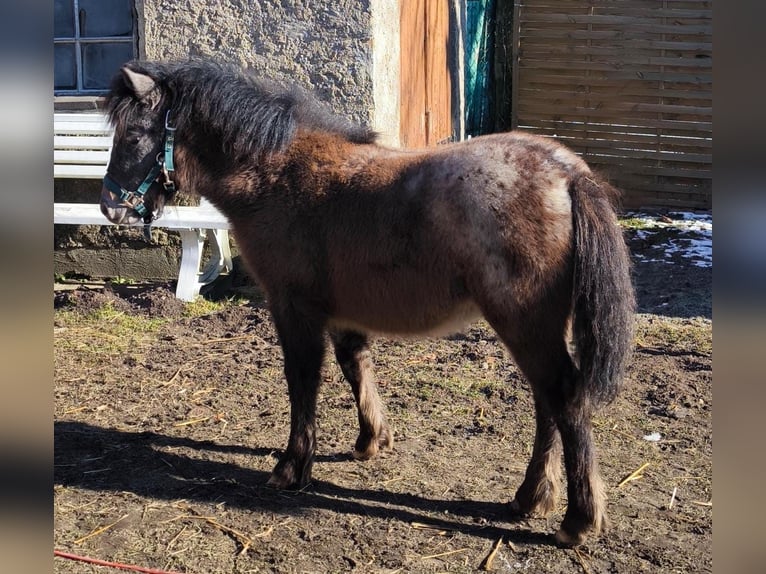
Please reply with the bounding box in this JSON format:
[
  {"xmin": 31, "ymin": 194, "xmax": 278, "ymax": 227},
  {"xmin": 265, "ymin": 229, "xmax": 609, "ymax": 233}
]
[{"xmin": 106, "ymin": 59, "xmax": 377, "ymax": 159}]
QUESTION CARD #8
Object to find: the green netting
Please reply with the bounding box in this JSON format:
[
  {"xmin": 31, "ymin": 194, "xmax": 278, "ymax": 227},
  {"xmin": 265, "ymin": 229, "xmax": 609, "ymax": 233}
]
[{"xmin": 465, "ymin": 0, "xmax": 496, "ymax": 136}]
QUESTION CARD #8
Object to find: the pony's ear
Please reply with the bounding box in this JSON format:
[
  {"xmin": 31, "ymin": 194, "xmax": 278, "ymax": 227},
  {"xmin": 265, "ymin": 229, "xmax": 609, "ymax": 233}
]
[{"xmin": 121, "ymin": 67, "xmax": 158, "ymax": 102}]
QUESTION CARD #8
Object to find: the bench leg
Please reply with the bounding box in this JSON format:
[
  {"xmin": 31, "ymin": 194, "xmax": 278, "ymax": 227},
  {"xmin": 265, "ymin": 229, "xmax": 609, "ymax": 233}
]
[
  {"xmin": 176, "ymin": 229, "xmax": 205, "ymax": 301},
  {"xmin": 199, "ymin": 229, "xmax": 233, "ymax": 284},
  {"xmin": 176, "ymin": 228, "xmax": 233, "ymax": 301}
]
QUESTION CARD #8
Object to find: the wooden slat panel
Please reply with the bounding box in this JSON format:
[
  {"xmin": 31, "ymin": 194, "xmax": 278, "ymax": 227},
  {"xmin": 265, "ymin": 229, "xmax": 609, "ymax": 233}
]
[
  {"xmin": 548, "ymin": 135, "xmax": 712, "ymax": 157},
  {"xmin": 514, "ymin": 117, "xmax": 711, "ymax": 136},
  {"xmin": 519, "ymin": 13, "xmax": 710, "ymax": 31},
  {"xmin": 520, "ymin": 37, "xmax": 712, "ymax": 51},
  {"xmin": 519, "ymin": 28, "xmax": 709, "ymax": 42},
  {"xmin": 516, "ymin": 111, "xmax": 712, "ymax": 131},
  {"xmin": 535, "ymin": 101, "xmax": 715, "ymax": 117},
  {"xmin": 520, "ymin": 0, "xmax": 712, "ymax": 10},
  {"xmin": 518, "ymin": 126, "xmax": 712, "ymax": 152},
  {"xmin": 517, "ymin": 84, "xmax": 713, "ymax": 100},
  {"xmin": 511, "ymin": 0, "xmax": 713, "ymax": 208},
  {"xmin": 517, "ymin": 60, "xmax": 712, "ymax": 77},
  {"xmin": 519, "ymin": 0, "xmax": 712, "ymax": 5}
]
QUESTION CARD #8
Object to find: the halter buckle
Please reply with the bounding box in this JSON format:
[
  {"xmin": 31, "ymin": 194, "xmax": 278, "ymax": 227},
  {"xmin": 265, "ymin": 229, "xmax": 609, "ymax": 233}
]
[{"xmin": 165, "ymin": 110, "xmax": 176, "ymax": 132}]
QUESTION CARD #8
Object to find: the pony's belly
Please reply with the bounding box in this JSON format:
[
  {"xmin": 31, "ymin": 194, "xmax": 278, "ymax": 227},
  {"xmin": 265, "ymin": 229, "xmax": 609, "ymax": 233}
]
[{"xmin": 329, "ymin": 299, "xmax": 482, "ymax": 338}]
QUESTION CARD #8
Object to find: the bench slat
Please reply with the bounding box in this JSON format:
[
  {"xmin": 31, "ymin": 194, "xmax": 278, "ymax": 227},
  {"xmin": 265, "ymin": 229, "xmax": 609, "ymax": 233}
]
[
  {"xmin": 54, "ymin": 112, "xmax": 109, "ymax": 122},
  {"xmin": 55, "ymin": 135, "xmax": 113, "ymax": 150},
  {"xmin": 55, "ymin": 123, "xmax": 112, "ymax": 136},
  {"xmin": 55, "ymin": 150, "xmax": 111, "ymax": 165},
  {"xmin": 54, "ymin": 164, "xmax": 108, "ymax": 178},
  {"xmin": 54, "ymin": 203, "xmax": 231, "ymax": 230}
]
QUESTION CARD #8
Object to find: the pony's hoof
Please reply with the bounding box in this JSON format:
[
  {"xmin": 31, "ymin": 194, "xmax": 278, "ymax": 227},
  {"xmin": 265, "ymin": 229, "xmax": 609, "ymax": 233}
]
[
  {"xmin": 555, "ymin": 506, "xmax": 607, "ymax": 546},
  {"xmin": 266, "ymin": 473, "xmax": 292, "ymax": 489},
  {"xmin": 508, "ymin": 494, "xmax": 556, "ymax": 518},
  {"xmin": 267, "ymin": 459, "xmax": 310, "ymax": 490},
  {"xmin": 353, "ymin": 428, "xmax": 393, "ymax": 460},
  {"xmin": 554, "ymin": 527, "xmax": 588, "ymax": 547},
  {"xmin": 508, "ymin": 498, "xmax": 525, "ymax": 515},
  {"xmin": 352, "ymin": 443, "xmax": 378, "ymax": 461}
]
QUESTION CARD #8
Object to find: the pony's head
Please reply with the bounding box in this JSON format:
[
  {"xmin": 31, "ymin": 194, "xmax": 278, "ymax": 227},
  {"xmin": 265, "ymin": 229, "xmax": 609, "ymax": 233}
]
[{"xmin": 100, "ymin": 63, "xmax": 176, "ymax": 225}]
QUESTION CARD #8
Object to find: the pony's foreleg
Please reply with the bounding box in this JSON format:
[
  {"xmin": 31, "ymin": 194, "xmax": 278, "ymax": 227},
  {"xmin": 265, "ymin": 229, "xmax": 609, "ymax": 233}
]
[
  {"xmin": 509, "ymin": 394, "xmax": 562, "ymax": 517},
  {"xmin": 266, "ymin": 306, "xmax": 326, "ymax": 490},
  {"xmin": 331, "ymin": 330, "xmax": 392, "ymax": 460}
]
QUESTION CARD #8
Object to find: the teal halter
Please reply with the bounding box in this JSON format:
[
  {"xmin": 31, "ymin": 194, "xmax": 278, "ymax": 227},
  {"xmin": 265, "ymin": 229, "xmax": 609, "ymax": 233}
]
[{"xmin": 103, "ymin": 110, "xmax": 177, "ymax": 218}]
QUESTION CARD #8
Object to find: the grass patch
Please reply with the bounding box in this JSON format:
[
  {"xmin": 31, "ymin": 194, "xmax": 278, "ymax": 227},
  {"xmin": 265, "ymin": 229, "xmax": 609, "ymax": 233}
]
[
  {"xmin": 183, "ymin": 295, "xmax": 247, "ymax": 318},
  {"xmin": 55, "ymin": 303, "xmax": 166, "ymax": 359},
  {"xmin": 620, "ymin": 216, "xmax": 655, "ymax": 231},
  {"xmin": 634, "ymin": 314, "xmax": 712, "ymax": 355}
]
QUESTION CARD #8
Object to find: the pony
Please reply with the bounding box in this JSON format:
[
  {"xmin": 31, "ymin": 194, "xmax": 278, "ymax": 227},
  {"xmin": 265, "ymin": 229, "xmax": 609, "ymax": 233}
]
[{"xmin": 100, "ymin": 59, "xmax": 634, "ymax": 546}]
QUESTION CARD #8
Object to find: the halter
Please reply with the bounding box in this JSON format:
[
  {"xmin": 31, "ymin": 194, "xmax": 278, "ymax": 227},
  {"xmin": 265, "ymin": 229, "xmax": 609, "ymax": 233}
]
[{"xmin": 103, "ymin": 110, "xmax": 177, "ymax": 218}]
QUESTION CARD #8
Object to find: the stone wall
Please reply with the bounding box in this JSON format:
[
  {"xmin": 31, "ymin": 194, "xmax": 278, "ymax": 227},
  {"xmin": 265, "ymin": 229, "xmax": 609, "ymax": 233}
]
[{"xmin": 140, "ymin": 0, "xmax": 376, "ymax": 126}]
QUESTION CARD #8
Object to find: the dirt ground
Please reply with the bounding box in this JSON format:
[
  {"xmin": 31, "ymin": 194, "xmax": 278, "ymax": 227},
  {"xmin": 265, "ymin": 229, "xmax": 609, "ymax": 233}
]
[{"xmin": 54, "ymin": 219, "xmax": 712, "ymax": 573}]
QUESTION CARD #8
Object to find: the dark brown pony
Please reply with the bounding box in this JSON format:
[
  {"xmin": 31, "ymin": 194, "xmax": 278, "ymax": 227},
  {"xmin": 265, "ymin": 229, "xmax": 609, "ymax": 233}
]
[{"xmin": 100, "ymin": 60, "xmax": 634, "ymax": 546}]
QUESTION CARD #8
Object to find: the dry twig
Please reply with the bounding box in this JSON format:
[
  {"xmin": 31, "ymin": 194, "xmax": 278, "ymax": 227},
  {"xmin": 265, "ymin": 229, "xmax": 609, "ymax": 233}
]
[
  {"xmin": 175, "ymin": 515, "xmax": 253, "ymax": 555},
  {"xmin": 174, "ymin": 416, "xmax": 211, "ymax": 427},
  {"xmin": 411, "ymin": 522, "xmax": 450, "ymax": 536},
  {"xmin": 73, "ymin": 514, "xmax": 129, "ymax": 545},
  {"xmin": 479, "ymin": 537, "xmax": 503, "ymax": 571},
  {"xmin": 163, "ymin": 367, "xmax": 183, "ymax": 386},
  {"xmin": 618, "ymin": 462, "xmax": 651, "ymax": 488},
  {"xmin": 573, "ymin": 547, "xmax": 593, "ymax": 574},
  {"xmin": 420, "ymin": 547, "xmax": 468, "ymax": 561},
  {"xmin": 668, "ymin": 486, "xmax": 678, "ymax": 509}
]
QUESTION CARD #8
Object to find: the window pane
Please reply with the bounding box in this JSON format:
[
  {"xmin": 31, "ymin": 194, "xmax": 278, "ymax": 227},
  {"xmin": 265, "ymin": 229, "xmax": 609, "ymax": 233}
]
[
  {"xmin": 54, "ymin": 0, "xmax": 74, "ymax": 37},
  {"xmin": 55, "ymin": 44, "xmax": 77, "ymax": 90},
  {"xmin": 79, "ymin": 0, "xmax": 133, "ymax": 38},
  {"xmin": 82, "ymin": 42, "xmax": 134, "ymax": 90}
]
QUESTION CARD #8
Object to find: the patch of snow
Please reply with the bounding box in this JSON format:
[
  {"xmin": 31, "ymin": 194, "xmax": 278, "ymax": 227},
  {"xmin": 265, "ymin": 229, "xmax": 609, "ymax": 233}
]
[{"xmin": 626, "ymin": 211, "xmax": 712, "ymax": 268}]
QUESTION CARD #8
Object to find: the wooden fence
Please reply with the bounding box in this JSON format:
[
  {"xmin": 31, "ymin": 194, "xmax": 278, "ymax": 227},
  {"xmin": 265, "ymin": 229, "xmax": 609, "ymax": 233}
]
[{"xmin": 511, "ymin": 0, "xmax": 712, "ymax": 209}]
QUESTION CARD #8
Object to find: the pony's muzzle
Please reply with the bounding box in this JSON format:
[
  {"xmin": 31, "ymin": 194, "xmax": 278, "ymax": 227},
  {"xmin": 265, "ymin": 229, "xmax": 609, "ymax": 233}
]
[{"xmin": 100, "ymin": 186, "xmax": 143, "ymax": 225}]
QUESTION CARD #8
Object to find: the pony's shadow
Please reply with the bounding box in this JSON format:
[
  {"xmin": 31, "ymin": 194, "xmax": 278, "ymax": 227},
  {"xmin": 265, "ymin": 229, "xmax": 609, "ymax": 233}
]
[{"xmin": 54, "ymin": 420, "xmax": 553, "ymax": 546}]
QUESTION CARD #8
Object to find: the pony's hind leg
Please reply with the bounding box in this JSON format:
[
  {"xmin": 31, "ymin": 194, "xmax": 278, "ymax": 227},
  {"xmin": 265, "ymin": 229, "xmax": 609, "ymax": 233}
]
[
  {"xmin": 331, "ymin": 330, "xmax": 392, "ymax": 459},
  {"xmin": 520, "ymin": 343, "xmax": 606, "ymax": 545},
  {"xmin": 266, "ymin": 304, "xmax": 326, "ymax": 490},
  {"xmin": 508, "ymin": 392, "xmax": 562, "ymax": 518},
  {"xmin": 552, "ymin": 385, "xmax": 607, "ymax": 546},
  {"xmin": 489, "ymin": 313, "xmax": 607, "ymax": 545}
]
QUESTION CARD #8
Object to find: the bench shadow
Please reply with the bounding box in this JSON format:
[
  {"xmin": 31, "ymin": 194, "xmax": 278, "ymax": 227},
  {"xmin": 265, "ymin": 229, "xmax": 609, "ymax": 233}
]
[{"xmin": 54, "ymin": 420, "xmax": 554, "ymax": 546}]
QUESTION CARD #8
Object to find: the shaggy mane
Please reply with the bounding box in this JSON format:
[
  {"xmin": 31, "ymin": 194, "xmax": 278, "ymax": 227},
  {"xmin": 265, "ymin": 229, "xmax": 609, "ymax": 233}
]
[{"xmin": 106, "ymin": 59, "xmax": 377, "ymax": 159}]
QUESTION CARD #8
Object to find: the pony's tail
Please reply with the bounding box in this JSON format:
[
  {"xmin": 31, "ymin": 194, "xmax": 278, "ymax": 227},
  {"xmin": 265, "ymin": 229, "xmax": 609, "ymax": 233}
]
[{"xmin": 570, "ymin": 173, "xmax": 635, "ymax": 406}]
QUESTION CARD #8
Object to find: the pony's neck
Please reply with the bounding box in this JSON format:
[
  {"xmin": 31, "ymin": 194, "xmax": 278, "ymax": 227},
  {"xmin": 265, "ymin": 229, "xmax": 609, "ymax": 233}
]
[{"xmin": 173, "ymin": 130, "xmax": 371, "ymax": 209}]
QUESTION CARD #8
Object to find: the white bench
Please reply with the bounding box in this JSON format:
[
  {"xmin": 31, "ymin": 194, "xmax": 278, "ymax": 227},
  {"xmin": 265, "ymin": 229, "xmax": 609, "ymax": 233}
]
[{"xmin": 54, "ymin": 112, "xmax": 233, "ymax": 301}]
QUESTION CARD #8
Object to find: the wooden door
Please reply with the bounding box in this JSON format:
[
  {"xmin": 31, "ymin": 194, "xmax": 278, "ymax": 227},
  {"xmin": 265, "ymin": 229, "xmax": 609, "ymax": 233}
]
[{"xmin": 400, "ymin": 0, "xmax": 452, "ymax": 147}]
